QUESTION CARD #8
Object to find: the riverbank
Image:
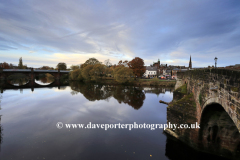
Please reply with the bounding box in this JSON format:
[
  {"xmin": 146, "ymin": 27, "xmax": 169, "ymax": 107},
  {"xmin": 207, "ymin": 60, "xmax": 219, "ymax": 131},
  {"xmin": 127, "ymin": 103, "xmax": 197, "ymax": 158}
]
[{"xmin": 70, "ymin": 78, "xmax": 176, "ymax": 87}]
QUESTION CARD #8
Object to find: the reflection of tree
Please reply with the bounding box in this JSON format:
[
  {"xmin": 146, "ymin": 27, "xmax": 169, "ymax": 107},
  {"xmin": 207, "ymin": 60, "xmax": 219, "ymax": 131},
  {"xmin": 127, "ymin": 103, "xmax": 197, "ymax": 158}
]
[
  {"xmin": 7, "ymin": 73, "xmax": 29, "ymax": 86},
  {"xmin": 70, "ymin": 82, "xmax": 112, "ymax": 101},
  {"xmin": 9, "ymin": 78, "xmax": 28, "ymax": 86},
  {"xmin": 112, "ymin": 86, "xmax": 145, "ymax": 110},
  {"xmin": 70, "ymin": 82, "xmax": 145, "ymax": 109}
]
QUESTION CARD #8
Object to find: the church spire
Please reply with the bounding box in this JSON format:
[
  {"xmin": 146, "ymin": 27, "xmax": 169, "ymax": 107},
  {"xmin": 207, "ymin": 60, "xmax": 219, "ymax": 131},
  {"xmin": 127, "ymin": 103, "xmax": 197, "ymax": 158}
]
[{"xmin": 189, "ymin": 55, "xmax": 192, "ymax": 69}]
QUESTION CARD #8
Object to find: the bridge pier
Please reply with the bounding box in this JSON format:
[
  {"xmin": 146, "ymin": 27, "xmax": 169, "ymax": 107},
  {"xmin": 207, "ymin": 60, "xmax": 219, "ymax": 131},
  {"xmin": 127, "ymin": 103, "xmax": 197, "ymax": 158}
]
[{"xmin": 30, "ymin": 68, "xmax": 35, "ymax": 80}]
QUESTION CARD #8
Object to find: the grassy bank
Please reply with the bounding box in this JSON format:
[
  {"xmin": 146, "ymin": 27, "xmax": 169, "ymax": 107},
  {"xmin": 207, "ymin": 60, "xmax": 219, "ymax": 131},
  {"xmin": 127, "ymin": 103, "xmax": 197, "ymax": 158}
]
[{"xmin": 70, "ymin": 77, "xmax": 176, "ymax": 87}]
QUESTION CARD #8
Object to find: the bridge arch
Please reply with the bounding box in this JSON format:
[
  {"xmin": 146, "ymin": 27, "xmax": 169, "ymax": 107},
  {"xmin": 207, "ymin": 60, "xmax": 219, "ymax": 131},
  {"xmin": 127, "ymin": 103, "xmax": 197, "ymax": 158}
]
[
  {"xmin": 199, "ymin": 102, "xmax": 240, "ymax": 158},
  {"xmin": 201, "ymin": 96, "xmax": 240, "ymax": 133}
]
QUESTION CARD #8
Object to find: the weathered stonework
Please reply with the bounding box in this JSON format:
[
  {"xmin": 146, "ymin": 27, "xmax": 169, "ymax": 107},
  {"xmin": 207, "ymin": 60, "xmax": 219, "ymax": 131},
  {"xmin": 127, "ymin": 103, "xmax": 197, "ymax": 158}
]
[
  {"xmin": 178, "ymin": 69, "xmax": 240, "ymax": 132},
  {"xmin": 166, "ymin": 69, "xmax": 240, "ymax": 159}
]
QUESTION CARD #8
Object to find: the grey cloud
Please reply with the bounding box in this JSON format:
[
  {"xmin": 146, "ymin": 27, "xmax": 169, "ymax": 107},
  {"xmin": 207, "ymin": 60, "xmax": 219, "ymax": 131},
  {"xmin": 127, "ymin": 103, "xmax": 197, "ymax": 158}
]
[{"xmin": 0, "ymin": 0, "xmax": 239, "ymax": 67}]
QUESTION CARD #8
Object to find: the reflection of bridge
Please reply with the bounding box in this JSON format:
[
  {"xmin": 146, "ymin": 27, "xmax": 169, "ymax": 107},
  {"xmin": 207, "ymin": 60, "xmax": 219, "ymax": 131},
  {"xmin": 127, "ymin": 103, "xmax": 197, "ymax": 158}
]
[
  {"xmin": 0, "ymin": 80, "xmax": 69, "ymax": 93},
  {"xmin": 0, "ymin": 68, "xmax": 70, "ymax": 80},
  {"xmin": 166, "ymin": 69, "xmax": 240, "ymax": 159}
]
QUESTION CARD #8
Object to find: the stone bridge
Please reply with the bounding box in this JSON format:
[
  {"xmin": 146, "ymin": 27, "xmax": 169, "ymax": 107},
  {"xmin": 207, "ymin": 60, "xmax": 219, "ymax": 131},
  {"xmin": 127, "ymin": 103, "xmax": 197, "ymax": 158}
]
[
  {"xmin": 165, "ymin": 68, "xmax": 240, "ymax": 159},
  {"xmin": 178, "ymin": 69, "xmax": 240, "ymax": 132},
  {"xmin": 0, "ymin": 80, "xmax": 69, "ymax": 93},
  {"xmin": 0, "ymin": 68, "xmax": 70, "ymax": 80}
]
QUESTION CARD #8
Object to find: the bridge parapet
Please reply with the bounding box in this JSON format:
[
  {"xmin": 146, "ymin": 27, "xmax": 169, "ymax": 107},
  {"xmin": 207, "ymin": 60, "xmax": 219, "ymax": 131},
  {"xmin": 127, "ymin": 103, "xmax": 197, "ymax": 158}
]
[{"xmin": 0, "ymin": 69, "xmax": 70, "ymax": 80}]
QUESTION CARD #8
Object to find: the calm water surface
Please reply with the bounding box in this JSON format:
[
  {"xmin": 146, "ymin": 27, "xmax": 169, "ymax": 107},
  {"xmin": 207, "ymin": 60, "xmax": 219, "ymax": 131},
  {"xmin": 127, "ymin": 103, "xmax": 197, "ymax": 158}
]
[
  {"xmin": 0, "ymin": 82, "xmax": 230, "ymax": 160},
  {"xmin": 0, "ymin": 83, "xmax": 173, "ymax": 160}
]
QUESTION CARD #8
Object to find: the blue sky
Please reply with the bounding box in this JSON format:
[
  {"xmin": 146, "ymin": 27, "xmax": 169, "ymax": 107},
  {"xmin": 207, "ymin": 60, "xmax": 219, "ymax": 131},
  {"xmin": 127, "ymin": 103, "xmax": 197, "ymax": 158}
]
[{"xmin": 0, "ymin": 0, "xmax": 240, "ymax": 68}]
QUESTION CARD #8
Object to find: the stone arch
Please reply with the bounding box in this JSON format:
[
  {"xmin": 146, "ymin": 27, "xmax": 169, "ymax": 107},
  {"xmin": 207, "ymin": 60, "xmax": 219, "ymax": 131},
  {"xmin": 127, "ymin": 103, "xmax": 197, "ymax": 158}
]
[
  {"xmin": 199, "ymin": 103, "xmax": 240, "ymax": 158},
  {"xmin": 201, "ymin": 97, "xmax": 240, "ymax": 133}
]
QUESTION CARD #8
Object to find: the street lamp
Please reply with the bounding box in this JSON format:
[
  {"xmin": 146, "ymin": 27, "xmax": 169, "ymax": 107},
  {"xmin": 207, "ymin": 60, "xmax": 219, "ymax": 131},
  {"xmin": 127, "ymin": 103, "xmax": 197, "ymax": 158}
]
[{"xmin": 214, "ymin": 57, "xmax": 218, "ymax": 68}]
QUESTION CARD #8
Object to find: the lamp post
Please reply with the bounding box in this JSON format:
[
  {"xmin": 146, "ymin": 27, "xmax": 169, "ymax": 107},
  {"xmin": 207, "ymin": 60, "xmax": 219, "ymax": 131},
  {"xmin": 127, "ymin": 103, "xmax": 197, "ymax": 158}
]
[{"xmin": 214, "ymin": 57, "xmax": 218, "ymax": 68}]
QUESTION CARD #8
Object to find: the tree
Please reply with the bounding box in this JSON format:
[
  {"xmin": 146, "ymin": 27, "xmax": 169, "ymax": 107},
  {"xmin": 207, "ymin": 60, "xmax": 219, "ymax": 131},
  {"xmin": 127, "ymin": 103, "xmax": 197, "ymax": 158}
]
[
  {"xmin": 70, "ymin": 65, "xmax": 80, "ymax": 70},
  {"xmin": 104, "ymin": 59, "xmax": 112, "ymax": 67},
  {"xmin": 105, "ymin": 67, "xmax": 113, "ymax": 77},
  {"xmin": 40, "ymin": 66, "xmax": 54, "ymax": 70},
  {"xmin": 57, "ymin": 62, "xmax": 67, "ymax": 70},
  {"xmin": 84, "ymin": 58, "xmax": 101, "ymax": 65},
  {"xmin": 82, "ymin": 65, "xmax": 94, "ymax": 81},
  {"xmin": 118, "ymin": 60, "xmax": 129, "ymax": 67},
  {"xmin": 18, "ymin": 57, "xmax": 24, "ymax": 69},
  {"xmin": 91, "ymin": 64, "xmax": 106, "ymax": 81},
  {"xmin": 80, "ymin": 63, "xmax": 88, "ymax": 69},
  {"xmin": 128, "ymin": 57, "xmax": 146, "ymax": 77},
  {"xmin": 23, "ymin": 64, "xmax": 28, "ymax": 69},
  {"xmin": 2, "ymin": 62, "xmax": 10, "ymax": 69},
  {"xmin": 114, "ymin": 66, "xmax": 134, "ymax": 83},
  {"xmin": 69, "ymin": 69, "xmax": 83, "ymax": 81}
]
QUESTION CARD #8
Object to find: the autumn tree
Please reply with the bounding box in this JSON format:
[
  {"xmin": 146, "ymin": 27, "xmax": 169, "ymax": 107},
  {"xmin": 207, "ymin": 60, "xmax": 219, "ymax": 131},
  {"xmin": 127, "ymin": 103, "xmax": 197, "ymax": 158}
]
[
  {"xmin": 82, "ymin": 65, "xmax": 94, "ymax": 81},
  {"xmin": 118, "ymin": 60, "xmax": 129, "ymax": 67},
  {"xmin": 69, "ymin": 69, "xmax": 83, "ymax": 81},
  {"xmin": 57, "ymin": 62, "xmax": 67, "ymax": 70},
  {"xmin": 114, "ymin": 66, "xmax": 134, "ymax": 83},
  {"xmin": 70, "ymin": 65, "xmax": 80, "ymax": 70},
  {"xmin": 80, "ymin": 63, "xmax": 88, "ymax": 69},
  {"xmin": 2, "ymin": 62, "xmax": 10, "ymax": 69},
  {"xmin": 40, "ymin": 66, "xmax": 53, "ymax": 70},
  {"xmin": 90, "ymin": 64, "xmax": 106, "ymax": 81},
  {"xmin": 128, "ymin": 57, "xmax": 146, "ymax": 77},
  {"xmin": 104, "ymin": 59, "xmax": 112, "ymax": 67},
  {"xmin": 84, "ymin": 58, "xmax": 101, "ymax": 65},
  {"xmin": 105, "ymin": 67, "xmax": 113, "ymax": 77}
]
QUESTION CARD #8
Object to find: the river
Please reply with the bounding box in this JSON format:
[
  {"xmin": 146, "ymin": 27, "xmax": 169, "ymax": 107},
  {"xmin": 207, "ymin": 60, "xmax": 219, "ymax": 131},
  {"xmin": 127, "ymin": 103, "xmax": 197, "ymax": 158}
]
[{"xmin": 0, "ymin": 81, "xmax": 232, "ymax": 160}]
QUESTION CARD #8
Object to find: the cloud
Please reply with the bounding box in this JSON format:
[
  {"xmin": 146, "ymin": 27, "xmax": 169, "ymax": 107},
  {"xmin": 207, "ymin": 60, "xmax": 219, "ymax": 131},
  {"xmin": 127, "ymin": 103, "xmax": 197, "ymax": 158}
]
[{"xmin": 0, "ymin": 0, "xmax": 239, "ymax": 67}]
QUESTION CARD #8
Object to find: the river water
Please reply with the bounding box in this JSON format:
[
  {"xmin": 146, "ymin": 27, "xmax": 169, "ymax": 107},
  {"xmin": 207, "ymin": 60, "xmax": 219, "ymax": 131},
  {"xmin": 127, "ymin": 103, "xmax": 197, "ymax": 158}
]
[{"xmin": 0, "ymin": 82, "xmax": 231, "ymax": 160}]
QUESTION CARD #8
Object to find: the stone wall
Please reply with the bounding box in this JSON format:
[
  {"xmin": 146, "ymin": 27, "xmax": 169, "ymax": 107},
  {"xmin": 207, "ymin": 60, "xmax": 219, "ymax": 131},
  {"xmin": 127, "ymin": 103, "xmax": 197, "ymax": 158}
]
[
  {"xmin": 179, "ymin": 69, "xmax": 240, "ymax": 132},
  {"xmin": 166, "ymin": 68, "xmax": 240, "ymax": 159}
]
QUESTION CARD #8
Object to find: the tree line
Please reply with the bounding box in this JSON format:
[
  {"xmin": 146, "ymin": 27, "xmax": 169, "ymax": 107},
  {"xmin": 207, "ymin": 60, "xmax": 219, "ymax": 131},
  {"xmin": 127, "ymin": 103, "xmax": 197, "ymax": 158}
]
[
  {"xmin": 69, "ymin": 57, "xmax": 146, "ymax": 84},
  {"xmin": 1, "ymin": 57, "xmax": 68, "ymax": 70}
]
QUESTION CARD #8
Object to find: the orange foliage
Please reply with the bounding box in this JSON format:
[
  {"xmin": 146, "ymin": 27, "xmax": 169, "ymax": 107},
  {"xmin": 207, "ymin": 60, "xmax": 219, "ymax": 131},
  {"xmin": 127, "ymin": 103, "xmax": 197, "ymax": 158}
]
[{"xmin": 128, "ymin": 57, "xmax": 146, "ymax": 77}]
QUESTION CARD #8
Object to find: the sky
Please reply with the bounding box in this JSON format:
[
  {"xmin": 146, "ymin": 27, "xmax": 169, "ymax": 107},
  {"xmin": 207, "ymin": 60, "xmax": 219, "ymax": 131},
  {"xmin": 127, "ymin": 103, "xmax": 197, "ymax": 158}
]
[{"xmin": 0, "ymin": 0, "xmax": 240, "ymax": 68}]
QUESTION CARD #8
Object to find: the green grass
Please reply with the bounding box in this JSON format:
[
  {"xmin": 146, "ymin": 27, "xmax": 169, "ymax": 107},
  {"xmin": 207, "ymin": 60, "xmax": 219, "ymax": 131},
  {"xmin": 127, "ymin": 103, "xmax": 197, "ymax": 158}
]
[
  {"xmin": 176, "ymin": 84, "xmax": 187, "ymax": 94},
  {"xmin": 139, "ymin": 79, "xmax": 175, "ymax": 82}
]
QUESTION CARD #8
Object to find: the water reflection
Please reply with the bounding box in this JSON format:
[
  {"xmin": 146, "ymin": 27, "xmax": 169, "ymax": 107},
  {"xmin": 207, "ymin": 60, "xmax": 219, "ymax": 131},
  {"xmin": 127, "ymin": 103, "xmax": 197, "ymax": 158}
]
[
  {"xmin": 0, "ymin": 115, "xmax": 2, "ymax": 152},
  {"xmin": 0, "ymin": 94, "xmax": 2, "ymax": 152},
  {"xmin": 165, "ymin": 134, "xmax": 228, "ymax": 160},
  {"xmin": 35, "ymin": 73, "xmax": 54, "ymax": 85},
  {"xmin": 0, "ymin": 84, "xmax": 171, "ymax": 159},
  {"xmin": 70, "ymin": 82, "xmax": 147, "ymax": 110},
  {"xmin": 1, "ymin": 81, "xmax": 237, "ymax": 159},
  {"xmin": 8, "ymin": 78, "xmax": 29, "ymax": 86}
]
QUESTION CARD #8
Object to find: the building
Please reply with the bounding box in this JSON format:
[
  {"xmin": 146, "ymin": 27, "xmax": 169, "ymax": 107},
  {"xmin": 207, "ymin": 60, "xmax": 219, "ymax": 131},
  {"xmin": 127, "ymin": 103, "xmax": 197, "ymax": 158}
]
[
  {"xmin": 144, "ymin": 66, "xmax": 157, "ymax": 78},
  {"xmin": 152, "ymin": 59, "xmax": 160, "ymax": 69}
]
